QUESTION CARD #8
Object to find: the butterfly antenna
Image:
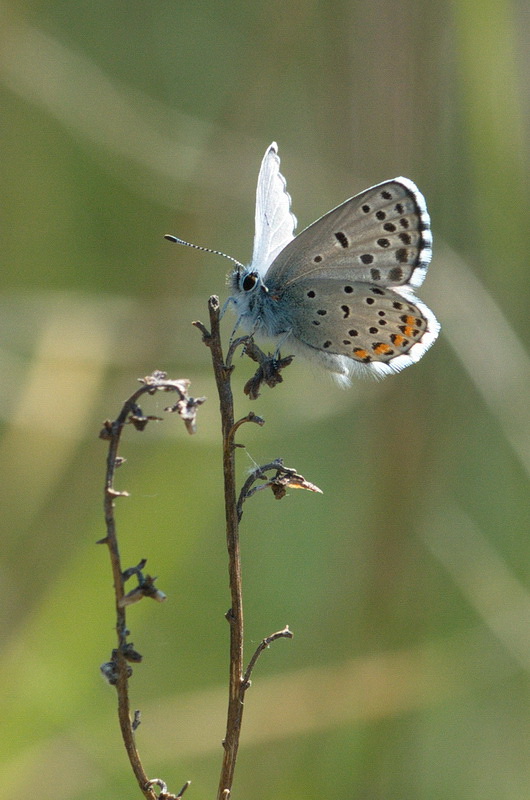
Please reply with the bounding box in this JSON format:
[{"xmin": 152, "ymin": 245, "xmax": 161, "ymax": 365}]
[{"xmin": 165, "ymin": 234, "xmax": 245, "ymax": 269}]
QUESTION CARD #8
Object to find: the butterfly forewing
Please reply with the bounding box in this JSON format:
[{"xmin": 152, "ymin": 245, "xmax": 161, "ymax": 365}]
[
  {"xmin": 264, "ymin": 179, "xmax": 432, "ymax": 290},
  {"xmin": 251, "ymin": 142, "xmax": 297, "ymax": 276}
]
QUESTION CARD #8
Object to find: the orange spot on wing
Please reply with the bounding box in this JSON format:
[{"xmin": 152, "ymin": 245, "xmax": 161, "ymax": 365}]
[
  {"xmin": 373, "ymin": 343, "xmax": 392, "ymax": 355},
  {"xmin": 353, "ymin": 348, "xmax": 371, "ymax": 362},
  {"xmin": 400, "ymin": 316, "xmax": 418, "ymax": 337}
]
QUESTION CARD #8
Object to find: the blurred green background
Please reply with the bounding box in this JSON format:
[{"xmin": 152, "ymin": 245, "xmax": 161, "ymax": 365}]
[{"xmin": 2, "ymin": 1, "xmax": 530, "ymax": 798}]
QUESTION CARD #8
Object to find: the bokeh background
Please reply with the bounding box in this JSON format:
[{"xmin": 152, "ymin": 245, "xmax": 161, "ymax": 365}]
[{"xmin": 2, "ymin": 1, "xmax": 530, "ymax": 798}]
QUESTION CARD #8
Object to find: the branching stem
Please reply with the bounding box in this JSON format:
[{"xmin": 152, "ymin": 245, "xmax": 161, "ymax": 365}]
[
  {"xmin": 194, "ymin": 298, "xmax": 312, "ymax": 800},
  {"xmin": 195, "ymin": 299, "xmax": 245, "ymax": 799},
  {"xmin": 100, "ymin": 372, "xmax": 202, "ymax": 799}
]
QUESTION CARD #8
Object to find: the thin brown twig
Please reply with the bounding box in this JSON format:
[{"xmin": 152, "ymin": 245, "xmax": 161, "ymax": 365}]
[
  {"xmin": 225, "ymin": 335, "xmax": 252, "ymax": 369},
  {"xmin": 100, "ymin": 371, "xmax": 203, "ymax": 799},
  {"xmin": 243, "ymin": 626, "xmax": 294, "ymax": 688},
  {"xmin": 194, "ymin": 298, "xmax": 309, "ymax": 800},
  {"xmin": 195, "ymin": 299, "xmax": 245, "ymax": 799},
  {"xmin": 229, "ymin": 411, "xmax": 266, "ymax": 445},
  {"xmin": 237, "ymin": 460, "xmax": 323, "ymax": 520}
]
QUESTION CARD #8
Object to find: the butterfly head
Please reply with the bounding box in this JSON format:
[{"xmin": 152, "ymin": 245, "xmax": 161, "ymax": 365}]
[{"xmin": 230, "ymin": 266, "xmax": 268, "ymax": 297}]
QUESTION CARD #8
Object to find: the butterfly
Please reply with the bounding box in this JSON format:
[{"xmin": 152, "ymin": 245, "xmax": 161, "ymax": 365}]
[{"xmin": 168, "ymin": 142, "xmax": 439, "ymax": 385}]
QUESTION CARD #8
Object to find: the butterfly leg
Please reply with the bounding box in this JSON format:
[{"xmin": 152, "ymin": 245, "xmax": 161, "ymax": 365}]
[
  {"xmin": 219, "ymin": 295, "xmax": 236, "ymax": 320},
  {"xmin": 228, "ymin": 316, "xmax": 244, "ymax": 347},
  {"xmin": 272, "ymin": 329, "xmax": 294, "ymax": 361}
]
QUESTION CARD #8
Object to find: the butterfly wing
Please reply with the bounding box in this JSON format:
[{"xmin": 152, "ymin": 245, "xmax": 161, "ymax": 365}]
[
  {"xmin": 250, "ymin": 142, "xmax": 297, "ymax": 277},
  {"xmin": 279, "ymin": 277, "xmax": 439, "ymax": 379},
  {"xmin": 264, "ymin": 178, "xmax": 432, "ymax": 290}
]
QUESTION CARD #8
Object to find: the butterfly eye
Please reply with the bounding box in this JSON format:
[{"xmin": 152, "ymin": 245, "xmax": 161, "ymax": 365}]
[{"xmin": 242, "ymin": 272, "xmax": 259, "ymax": 292}]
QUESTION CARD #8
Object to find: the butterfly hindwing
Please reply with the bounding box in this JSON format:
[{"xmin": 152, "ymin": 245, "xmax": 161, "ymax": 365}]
[{"xmin": 277, "ymin": 277, "xmax": 438, "ymax": 377}]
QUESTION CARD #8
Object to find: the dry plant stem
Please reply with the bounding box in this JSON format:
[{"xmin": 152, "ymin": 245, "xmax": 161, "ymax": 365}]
[
  {"xmin": 195, "ymin": 299, "xmax": 298, "ymax": 800},
  {"xmin": 195, "ymin": 298, "xmax": 245, "ymax": 800},
  {"xmin": 243, "ymin": 627, "xmax": 294, "ymax": 686},
  {"xmin": 101, "ymin": 374, "xmax": 200, "ymax": 800},
  {"xmin": 103, "ymin": 391, "xmax": 156, "ymax": 799}
]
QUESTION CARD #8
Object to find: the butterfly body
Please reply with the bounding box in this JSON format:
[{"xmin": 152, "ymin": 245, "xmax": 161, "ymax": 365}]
[{"xmin": 229, "ymin": 143, "xmax": 439, "ymax": 384}]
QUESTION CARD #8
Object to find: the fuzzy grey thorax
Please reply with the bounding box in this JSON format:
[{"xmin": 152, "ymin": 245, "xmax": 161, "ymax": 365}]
[{"xmin": 230, "ymin": 266, "xmax": 293, "ymax": 338}]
